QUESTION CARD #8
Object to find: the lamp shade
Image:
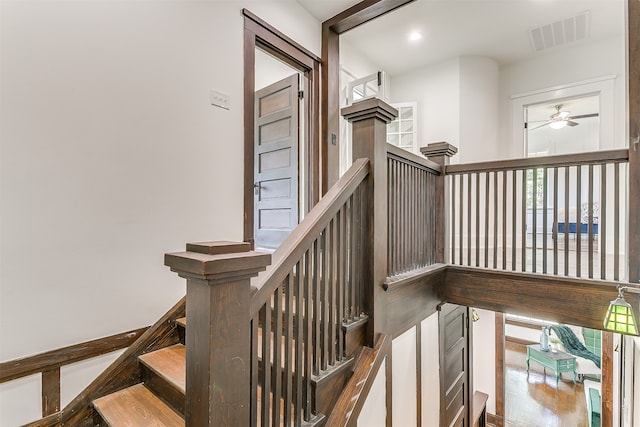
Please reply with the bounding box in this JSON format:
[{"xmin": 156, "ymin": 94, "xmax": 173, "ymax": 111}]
[{"xmin": 603, "ymin": 295, "xmax": 639, "ymax": 336}]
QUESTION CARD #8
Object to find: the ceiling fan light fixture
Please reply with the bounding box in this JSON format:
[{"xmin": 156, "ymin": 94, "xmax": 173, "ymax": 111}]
[{"xmin": 549, "ymin": 120, "xmax": 568, "ymax": 129}]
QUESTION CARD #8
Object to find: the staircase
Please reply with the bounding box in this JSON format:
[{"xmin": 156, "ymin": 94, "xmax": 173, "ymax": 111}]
[{"xmin": 90, "ymin": 306, "xmax": 366, "ymax": 426}]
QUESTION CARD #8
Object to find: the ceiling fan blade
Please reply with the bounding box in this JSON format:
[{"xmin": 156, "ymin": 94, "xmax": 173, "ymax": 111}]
[
  {"xmin": 567, "ymin": 113, "xmax": 599, "ymax": 120},
  {"xmin": 566, "ymin": 120, "xmax": 579, "ymax": 127},
  {"xmin": 529, "ymin": 122, "xmax": 551, "ymax": 130}
]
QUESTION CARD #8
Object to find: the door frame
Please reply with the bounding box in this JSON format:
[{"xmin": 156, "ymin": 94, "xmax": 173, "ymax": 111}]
[{"xmin": 243, "ymin": 9, "xmax": 320, "ymax": 247}]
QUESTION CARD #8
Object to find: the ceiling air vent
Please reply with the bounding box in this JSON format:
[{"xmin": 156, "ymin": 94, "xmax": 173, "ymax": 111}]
[{"xmin": 530, "ymin": 11, "xmax": 591, "ymax": 52}]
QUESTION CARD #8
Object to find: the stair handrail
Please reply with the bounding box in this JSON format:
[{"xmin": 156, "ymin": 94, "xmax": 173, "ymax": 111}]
[
  {"xmin": 325, "ymin": 334, "xmax": 391, "ymax": 427},
  {"xmin": 249, "ymin": 157, "xmax": 370, "ymax": 317}
]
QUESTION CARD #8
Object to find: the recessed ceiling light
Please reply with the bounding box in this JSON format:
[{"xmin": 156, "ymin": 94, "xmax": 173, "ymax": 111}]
[{"xmin": 408, "ymin": 31, "xmax": 423, "ymax": 42}]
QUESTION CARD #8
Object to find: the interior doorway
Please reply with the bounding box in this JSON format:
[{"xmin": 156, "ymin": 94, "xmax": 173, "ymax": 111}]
[
  {"xmin": 485, "ymin": 310, "xmax": 615, "ymax": 427},
  {"xmin": 253, "ymin": 62, "xmax": 303, "ymax": 250},
  {"xmin": 243, "ymin": 10, "xmax": 321, "ymax": 249}
]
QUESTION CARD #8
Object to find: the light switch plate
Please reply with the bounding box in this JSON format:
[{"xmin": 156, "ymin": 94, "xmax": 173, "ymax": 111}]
[{"xmin": 210, "ymin": 90, "xmax": 230, "ymax": 110}]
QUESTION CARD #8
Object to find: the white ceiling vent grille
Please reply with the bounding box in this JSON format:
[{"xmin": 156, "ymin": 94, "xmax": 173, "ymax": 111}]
[{"xmin": 530, "ymin": 11, "xmax": 591, "ymax": 52}]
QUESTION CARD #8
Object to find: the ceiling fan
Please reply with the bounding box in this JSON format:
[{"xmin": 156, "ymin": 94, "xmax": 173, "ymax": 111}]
[{"xmin": 526, "ymin": 104, "xmax": 599, "ymax": 130}]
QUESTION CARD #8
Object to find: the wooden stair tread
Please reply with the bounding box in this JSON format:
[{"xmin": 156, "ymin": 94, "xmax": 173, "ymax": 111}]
[
  {"xmin": 93, "ymin": 384, "xmax": 184, "ymax": 426},
  {"xmin": 175, "ymin": 317, "xmax": 186, "ymax": 328},
  {"xmin": 139, "ymin": 344, "xmax": 186, "ymax": 393}
]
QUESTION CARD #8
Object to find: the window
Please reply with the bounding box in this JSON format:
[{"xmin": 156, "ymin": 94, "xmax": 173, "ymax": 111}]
[{"xmin": 387, "ymin": 102, "xmax": 417, "ymax": 154}]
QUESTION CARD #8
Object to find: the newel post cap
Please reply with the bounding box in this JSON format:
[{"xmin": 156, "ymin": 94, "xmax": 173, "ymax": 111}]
[
  {"xmin": 420, "ymin": 142, "xmax": 458, "ymax": 159},
  {"xmin": 341, "ymin": 98, "xmax": 398, "ymax": 124},
  {"xmin": 165, "ymin": 241, "xmax": 271, "ymax": 282}
]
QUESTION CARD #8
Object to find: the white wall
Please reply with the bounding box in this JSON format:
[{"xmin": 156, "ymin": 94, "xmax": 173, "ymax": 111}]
[
  {"xmin": 358, "ymin": 358, "xmax": 387, "ymax": 427},
  {"xmin": 421, "ymin": 313, "xmax": 440, "ymax": 427},
  {"xmin": 499, "ymin": 35, "xmax": 626, "ymax": 159},
  {"xmin": 390, "ymin": 56, "xmax": 499, "ymax": 164},
  {"xmin": 390, "ymin": 58, "xmax": 461, "ymax": 155},
  {"xmin": 459, "ymin": 56, "xmax": 500, "ymax": 163},
  {"xmin": 392, "ymin": 326, "xmax": 418, "ymax": 427},
  {"xmin": 0, "ymin": 1, "xmax": 320, "ymax": 425},
  {"xmin": 472, "ymin": 309, "xmax": 496, "ymax": 415}
]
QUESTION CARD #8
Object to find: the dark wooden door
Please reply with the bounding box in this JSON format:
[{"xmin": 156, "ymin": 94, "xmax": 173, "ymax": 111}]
[
  {"xmin": 439, "ymin": 303, "xmax": 470, "ymax": 427},
  {"xmin": 254, "ymin": 74, "xmax": 299, "ymax": 250}
]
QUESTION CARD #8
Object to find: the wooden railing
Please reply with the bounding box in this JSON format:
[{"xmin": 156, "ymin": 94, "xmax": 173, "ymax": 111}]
[
  {"xmin": 249, "ymin": 158, "xmax": 370, "ymax": 425},
  {"xmin": 0, "ymin": 326, "xmax": 148, "ymax": 420},
  {"xmin": 444, "ymin": 149, "xmax": 629, "ymax": 280},
  {"xmin": 324, "ymin": 334, "xmax": 390, "ymax": 427},
  {"xmin": 386, "ymin": 144, "xmax": 440, "ymax": 277}
]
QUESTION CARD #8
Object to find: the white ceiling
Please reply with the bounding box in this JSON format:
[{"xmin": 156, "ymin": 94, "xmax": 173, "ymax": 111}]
[{"xmin": 296, "ymin": 0, "xmax": 625, "ymax": 76}]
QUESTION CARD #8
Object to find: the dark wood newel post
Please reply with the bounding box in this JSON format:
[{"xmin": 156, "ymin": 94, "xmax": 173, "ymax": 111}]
[
  {"xmin": 341, "ymin": 98, "xmax": 397, "ymax": 342},
  {"xmin": 165, "ymin": 241, "xmax": 271, "ymax": 426},
  {"xmin": 421, "ymin": 142, "xmax": 458, "ymax": 263}
]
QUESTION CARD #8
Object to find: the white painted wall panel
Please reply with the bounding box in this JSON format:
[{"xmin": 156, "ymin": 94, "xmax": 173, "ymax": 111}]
[
  {"xmin": 392, "ymin": 326, "xmax": 417, "ymax": 427},
  {"xmin": 421, "ymin": 313, "xmax": 440, "ymax": 427},
  {"xmin": 357, "ymin": 358, "xmax": 387, "ymax": 427}
]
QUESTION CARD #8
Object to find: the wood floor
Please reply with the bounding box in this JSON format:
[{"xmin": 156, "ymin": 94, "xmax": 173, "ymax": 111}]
[{"xmin": 504, "ymin": 342, "xmax": 590, "ymax": 427}]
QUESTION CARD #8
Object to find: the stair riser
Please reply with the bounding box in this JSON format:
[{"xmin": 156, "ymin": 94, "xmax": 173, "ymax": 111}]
[{"xmin": 141, "ymin": 364, "xmax": 185, "ymax": 416}]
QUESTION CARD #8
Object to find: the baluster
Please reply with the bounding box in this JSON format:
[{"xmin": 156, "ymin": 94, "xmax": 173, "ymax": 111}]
[
  {"xmin": 261, "ymin": 302, "xmax": 271, "ymax": 425},
  {"xmin": 601, "ymin": 164, "xmax": 607, "ymax": 280},
  {"xmin": 452, "ymin": 175, "xmax": 456, "ymax": 264},
  {"xmin": 614, "ymin": 163, "xmax": 620, "ymax": 281},
  {"xmin": 337, "ymin": 207, "xmax": 344, "ymax": 359},
  {"xmin": 588, "ymin": 164, "xmax": 594, "ymax": 278},
  {"xmin": 576, "ymin": 165, "xmax": 582, "ymax": 277},
  {"xmin": 493, "ymin": 171, "xmax": 498, "ymax": 269},
  {"xmin": 304, "ymin": 250, "xmax": 312, "ymax": 421},
  {"xmin": 272, "ymin": 286, "xmax": 283, "ymax": 426},
  {"xmin": 502, "ymin": 170, "xmax": 507, "ymax": 270},
  {"xmin": 553, "ymin": 167, "xmax": 559, "ymax": 275},
  {"xmin": 532, "ymin": 168, "xmax": 537, "ymax": 272},
  {"xmin": 284, "ymin": 275, "xmax": 293, "ymax": 426},
  {"xmin": 542, "ymin": 168, "xmax": 548, "ymax": 274},
  {"xmin": 564, "ymin": 167, "xmax": 570, "ymax": 276},
  {"xmin": 467, "ymin": 173, "xmax": 472, "ymax": 266},
  {"xmin": 294, "ymin": 260, "xmax": 303, "ymax": 422},
  {"xmin": 512, "ymin": 170, "xmax": 516, "ymax": 271},
  {"xmin": 485, "ymin": 172, "xmax": 490, "ymax": 268},
  {"xmin": 313, "ymin": 239, "xmax": 320, "ymax": 376},
  {"xmin": 521, "ymin": 169, "xmax": 526, "ymax": 272},
  {"xmin": 460, "ymin": 174, "xmax": 464, "ymax": 265},
  {"xmin": 476, "ymin": 172, "xmax": 480, "ymax": 267}
]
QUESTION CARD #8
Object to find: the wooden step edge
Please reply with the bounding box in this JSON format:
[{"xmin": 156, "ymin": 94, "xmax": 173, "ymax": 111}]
[
  {"xmin": 301, "ymin": 412, "xmax": 326, "ymax": 427},
  {"xmin": 93, "ymin": 384, "xmax": 184, "ymax": 427},
  {"xmin": 138, "ymin": 344, "xmax": 186, "ymax": 394},
  {"xmin": 310, "ymin": 357, "xmax": 355, "ymax": 387},
  {"xmin": 175, "ymin": 317, "xmax": 186, "ymax": 328}
]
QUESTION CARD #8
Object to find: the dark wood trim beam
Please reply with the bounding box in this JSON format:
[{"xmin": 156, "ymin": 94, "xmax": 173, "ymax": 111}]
[
  {"xmin": 628, "ymin": 0, "xmax": 640, "ymax": 283},
  {"xmin": 321, "ymin": 23, "xmax": 340, "ymax": 193},
  {"xmin": 243, "ymin": 9, "xmax": 320, "ymax": 62},
  {"xmin": 243, "ymin": 21, "xmax": 257, "ymax": 246},
  {"xmin": 324, "ymin": 0, "xmax": 416, "ymax": 33},
  {"xmin": 444, "ymin": 266, "xmax": 639, "ymax": 332},
  {"xmin": 601, "ymin": 332, "xmax": 614, "ymax": 426},
  {"xmin": 445, "ymin": 149, "xmax": 629, "ymax": 175},
  {"xmin": 321, "ymin": 0, "xmax": 416, "ymax": 193},
  {"xmin": 0, "ymin": 327, "xmax": 148, "ymax": 383}
]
